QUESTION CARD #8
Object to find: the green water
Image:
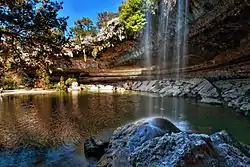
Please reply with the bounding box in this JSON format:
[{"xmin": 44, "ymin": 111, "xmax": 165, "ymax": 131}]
[
  {"xmin": 0, "ymin": 92, "xmax": 249, "ymax": 166},
  {"xmin": 0, "ymin": 92, "xmax": 249, "ymax": 145}
]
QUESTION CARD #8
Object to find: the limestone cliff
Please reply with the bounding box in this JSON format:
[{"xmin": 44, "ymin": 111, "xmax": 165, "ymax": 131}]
[{"xmin": 53, "ymin": 0, "xmax": 250, "ymax": 79}]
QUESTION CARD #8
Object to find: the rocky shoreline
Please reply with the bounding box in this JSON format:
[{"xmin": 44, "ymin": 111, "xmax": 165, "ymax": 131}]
[
  {"xmin": 117, "ymin": 78, "xmax": 250, "ymax": 116},
  {"xmin": 85, "ymin": 117, "xmax": 250, "ymax": 167}
]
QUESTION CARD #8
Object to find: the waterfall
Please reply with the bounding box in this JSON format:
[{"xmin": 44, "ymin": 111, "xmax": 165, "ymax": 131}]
[
  {"xmin": 141, "ymin": 0, "xmax": 189, "ymax": 117},
  {"xmin": 157, "ymin": 0, "xmax": 172, "ymax": 70},
  {"xmin": 175, "ymin": 0, "xmax": 189, "ymax": 79},
  {"xmin": 144, "ymin": 11, "xmax": 153, "ymax": 75},
  {"xmin": 143, "ymin": 11, "xmax": 153, "ymax": 116}
]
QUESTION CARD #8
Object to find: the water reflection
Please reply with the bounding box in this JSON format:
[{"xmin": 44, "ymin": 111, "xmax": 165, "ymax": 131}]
[{"xmin": 0, "ymin": 92, "xmax": 249, "ymax": 166}]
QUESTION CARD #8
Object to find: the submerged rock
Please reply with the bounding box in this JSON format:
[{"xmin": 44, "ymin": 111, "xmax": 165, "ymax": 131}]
[
  {"xmin": 97, "ymin": 118, "xmax": 250, "ymax": 167},
  {"xmin": 84, "ymin": 136, "xmax": 109, "ymax": 161}
]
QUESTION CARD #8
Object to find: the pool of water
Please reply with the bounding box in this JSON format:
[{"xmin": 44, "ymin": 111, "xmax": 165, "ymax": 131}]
[{"xmin": 0, "ymin": 92, "xmax": 250, "ymax": 166}]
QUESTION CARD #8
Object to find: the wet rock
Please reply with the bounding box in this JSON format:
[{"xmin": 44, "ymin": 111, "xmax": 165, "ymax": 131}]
[
  {"xmin": 240, "ymin": 103, "xmax": 250, "ymax": 111},
  {"xmin": 84, "ymin": 136, "xmax": 109, "ymax": 161},
  {"xmin": 122, "ymin": 78, "xmax": 249, "ymax": 114},
  {"xmin": 197, "ymin": 80, "xmax": 219, "ymax": 98},
  {"xmin": 146, "ymin": 80, "xmax": 158, "ymax": 91},
  {"xmin": 201, "ymin": 97, "xmax": 222, "ymax": 104},
  {"xmin": 214, "ymin": 81, "xmax": 233, "ymax": 91},
  {"xmin": 131, "ymin": 82, "xmax": 138, "ymax": 89},
  {"xmin": 136, "ymin": 81, "xmax": 149, "ymax": 91},
  {"xmin": 97, "ymin": 118, "xmax": 181, "ymax": 166},
  {"xmin": 159, "ymin": 86, "xmax": 172, "ymax": 94},
  {"xmin": 161, "ymin": 86, "xmax": 182, "ymax": 97},
  {"xmin": 193, "ymin": 80, "xmax": 208, "ymax": 91},
  {"xmin": 228, "ymin": 97, "xmax": 245, "ymax": 108},
  {"xmin": 122, "ymin": 83, "xmax": 130, "ymax": 90},
  {"xmin": 187, "ymin": 78, "xmax": 204, "ymax": 87},
  {"xmin": 129, "ymin": 133, "xmax": 219, "ymax": 167},
  {"xmin": 175, "ymin": 80, "xmax": 183, "ymax": 86},
  {"xmin": 222, "ymin": 88, "xmax": 245, "ymax": 99},
  {"xmin": 210, "ymin": 131, "xmax": 250, "ymax": 167},
  {"xmin": 97, "ymin": 119, "xmax": 250, "ymax": 167}
]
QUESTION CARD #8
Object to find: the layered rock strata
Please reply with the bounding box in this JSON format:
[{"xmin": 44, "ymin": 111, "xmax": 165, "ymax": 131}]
[{"xmin": 118, "ymin": 78, "xmax": 250, "ymax": 115}]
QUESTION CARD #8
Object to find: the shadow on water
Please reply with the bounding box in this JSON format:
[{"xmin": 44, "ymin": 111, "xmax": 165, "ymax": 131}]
[{"xmin": 0, "ymin": 92, "xmax": 250, "ymax": 166}]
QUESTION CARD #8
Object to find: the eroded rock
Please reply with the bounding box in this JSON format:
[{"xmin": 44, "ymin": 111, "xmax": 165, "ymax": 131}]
[
  {"xmin": 97, "ymin": 118, "xmax": 181, "ymax": 166},
  {"xmin": 84, "ymin": 136, "xmax": 109, "ymax": 161},
  {"xmin": 201, "ymin": 97, "xmax": 222, "ymax": 104},
  {"xmin": 97, "ymin": 119, "xmax": 250, "ymax": 167}
]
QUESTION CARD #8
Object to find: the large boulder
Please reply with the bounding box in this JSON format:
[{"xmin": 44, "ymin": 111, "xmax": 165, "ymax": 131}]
[
  {"xmin": 210, "ymin": 131, "xmax": 250, "ymax": 167},
  {"xmin": 84, "ymin": 136, "xmax": 109, "ymax": 161},
  {"xmin": 129, "ymin": 133, "xmax": 218, "ymax": 167},
  {"xmin": 97, "ymin": 118, "xmax": 181, "ymax": 166},
  {"xmin": 97, "ymin": 118, "xmax": 250, "ymax": 167}
]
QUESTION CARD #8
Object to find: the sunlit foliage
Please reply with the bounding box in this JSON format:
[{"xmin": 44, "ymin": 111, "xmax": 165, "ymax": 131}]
[
  {"xmin": 0, "ymin": 0, "xmax": 68, "ymax": 88},
  {"xmin": 119, "ymin": 0, "xmax": 146, "ymax": 37}
]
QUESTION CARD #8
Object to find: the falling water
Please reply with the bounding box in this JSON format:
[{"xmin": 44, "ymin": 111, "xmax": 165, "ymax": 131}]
[
  {"xmin": 175, "ymin": 0, "xmax": 189, "ymax": 79},
  {"xmin": 174, "ymin": 0, "xmax": 189, "ymax": 119},
  {"xmin": 157, "ymin": 0, "xmax": 172, "ymax": 117},
  {"xmin": 144, "ymin": 11, "xmax": 153, "ymax": 74},
  {"xmin": 157, "ymin": 1, "xmax": 172, "ymax": 70},
  {"xmin": 143, "ymin": 11, "xmax": 153, "ymax": 116},
  {"xmin": 142, "ymin": 0, "xmax": 189, "ymax": 118}
]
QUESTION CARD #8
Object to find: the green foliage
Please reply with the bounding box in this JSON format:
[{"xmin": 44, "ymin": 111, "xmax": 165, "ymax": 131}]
[
  {"xmin": 119, "ymin": 0, "xmax": 146, "ymax": 37},
  {"xmin": 35, "ymin": 66, "xmax": 51, "ymax": 89},
  {"xmin": 57, "ymin": 76, "xmax": 67, "ymax": 92},
  {"xmin": 6, "ymin": 58, "xmax": 16, "ymax": 70},
  {"xmin": 71, "ymin": 17, "xmax": 97, "ymax": 39},
  {"xmin": 92, "ymin": 47, "xmax": 99, "ymax": 59},
  {"xmin": 1, "ymin": 76, "xmax": 18, "ymax": 90},
  {"xmin": 65, "ymin": 77, "xmax": 77, "ymax": 87},
  {"xmin": 0, "ymin": 0, "xmax": 68, "ymax": 84},
  {"xmin": 20, "ymin": 77, "xmax": 34, "ymax": 88}
]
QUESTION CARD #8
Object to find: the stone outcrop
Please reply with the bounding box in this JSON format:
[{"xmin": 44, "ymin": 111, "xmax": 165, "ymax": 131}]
[
  {"xmin": 118, "ymin": 78, "xmax": 250, "ymax": 115},
  {"xmin": 89, "ymin": 118, "xmax": 250, "ymax": 167},
  {"xmin": 84, "ymin": 136, "xmax": 109, "ymax": 161}
]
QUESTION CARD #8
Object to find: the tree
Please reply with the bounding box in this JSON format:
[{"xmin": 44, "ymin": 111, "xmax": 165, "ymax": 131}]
[
  {"xmin": 0, "ymin": 0, "xmax": 68, "ymax": 88},
  {"xmin": 71, "ymin": 17, "xmax": 97, "ymax": 38},
  {"xmin": 96, "ymin": 11, "xmax": 118, "ymax": 29},
  {"xmin": 0, "ymin": 0, "xmax": 68, "ymax": 61},
  {"xmin": 119, "ymin": 0, "xmax": 146, "ymax": 38}
]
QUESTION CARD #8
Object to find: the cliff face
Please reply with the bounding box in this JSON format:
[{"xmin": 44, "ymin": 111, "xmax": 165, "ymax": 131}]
[
  {"xmin": 188, "ymin": 0, "xmax": 250, "ymax": 65},
  {"xmin": 53, "ymin": 0, "xmax": 250, "ymax": 78},
  {"xmin": 98, "ymin": 0, "xmax": 250, "ymax": 69}
]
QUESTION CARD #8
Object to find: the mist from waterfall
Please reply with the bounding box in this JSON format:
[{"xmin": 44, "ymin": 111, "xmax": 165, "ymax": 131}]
[
  {"xmin": 175, "ymin": 0, "xmax": 189, "ymax": 78},
  {"xmin": 142, "ymin": 0, "xmax": 189, "ymax": 118},
  {"xmin": 142, "ymin": 0, "xmax": 189, "ymax": 77},
  {"xmin": 144, "ymin": 11, "xmax": 153, "ymax": 116},
  {"xmin": 157, "ymin": 0, "xmax": 171, "ymax": 70},
  {"xmin": 144, "ymin": 12, "xmax": 152, "ymax": 72}
]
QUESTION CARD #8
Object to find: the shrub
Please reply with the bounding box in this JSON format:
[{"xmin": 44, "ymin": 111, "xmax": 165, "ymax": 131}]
[
  {"xmin": 34, "ymin": 66, "xmax": 51, "ymax": 89},
  {"xmin": 65, "ymin": 77, "xmax": 77, "ymax": 87},
  {"xmin": 20, "ymin": 77, "xmax": 35, "ymax": 88},
  {"xmin": 119, "ymin": 0, "xmax": 146, "ymax": 37},
  {"xmin": 1, "ymin": 76, "xmax": 18, "ymax": 90},
  {"xmin": 56, "ymin": 76, "xmax": 67, "ymax": 92}
]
